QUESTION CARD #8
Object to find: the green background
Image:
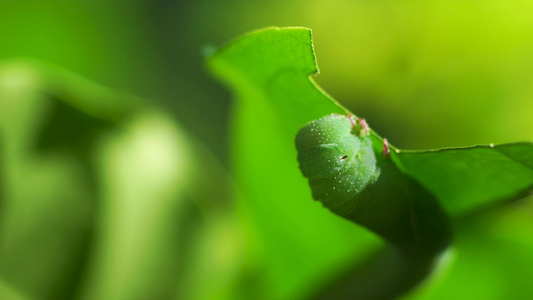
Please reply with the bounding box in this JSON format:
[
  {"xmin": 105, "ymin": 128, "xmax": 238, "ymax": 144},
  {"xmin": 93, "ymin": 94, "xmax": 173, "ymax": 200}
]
[{"xmin": 1, "ymin": 0, "xmax": 532, "ymax": 299}]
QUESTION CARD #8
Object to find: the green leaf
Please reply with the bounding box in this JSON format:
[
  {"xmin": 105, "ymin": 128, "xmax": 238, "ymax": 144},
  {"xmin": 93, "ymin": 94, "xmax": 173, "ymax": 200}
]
[
  {"xmin": 208, "ymin": 26, "xmax": 533, "ymax": 299},
  {"xmin": 209, "ymin": 27, "xmax": 380, "ymax": 300},
  {"xmin": 393, "ymin": 144, "xmax": 533, "ymax": 215}
]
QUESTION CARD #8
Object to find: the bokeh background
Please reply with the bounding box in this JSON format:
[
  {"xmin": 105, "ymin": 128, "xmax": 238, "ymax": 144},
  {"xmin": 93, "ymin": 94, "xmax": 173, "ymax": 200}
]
[{"xmin": 1, "ymin": 0, "xmax": 533, "ymax": 299}]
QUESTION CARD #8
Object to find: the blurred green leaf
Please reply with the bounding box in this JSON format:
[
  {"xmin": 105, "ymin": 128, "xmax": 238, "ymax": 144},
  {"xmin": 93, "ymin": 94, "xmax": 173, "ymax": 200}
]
[
  {"xmin": 0, "ymin": 60, "xmax": 236, "ymax": 300},
  {"xmin": 0, "ymin": 60, "xmax": 127, "ymax": 300},
  {"xmin": 404, "ymin": 198, "xmax": 533, "ymax": 300}
]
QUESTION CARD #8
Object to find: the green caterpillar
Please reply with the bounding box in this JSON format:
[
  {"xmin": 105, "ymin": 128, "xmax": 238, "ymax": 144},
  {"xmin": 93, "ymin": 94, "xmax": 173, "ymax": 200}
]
[
  {"xmin": 295, "ymin": 113, "xmax": 451, "ymax": 255},
  {"xmin": 295, "ymin": 113, "xmax": 381, "ymax": 216}
]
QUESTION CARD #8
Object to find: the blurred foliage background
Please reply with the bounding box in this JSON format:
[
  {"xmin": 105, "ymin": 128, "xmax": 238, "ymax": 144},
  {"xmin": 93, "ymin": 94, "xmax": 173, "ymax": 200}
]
[{"xmin": 0, "ymin": 0, "xmax": 533, "ymax": 299}]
